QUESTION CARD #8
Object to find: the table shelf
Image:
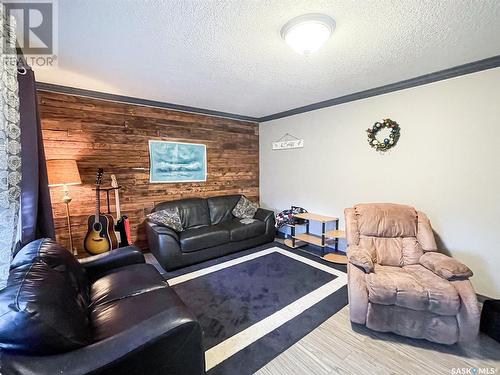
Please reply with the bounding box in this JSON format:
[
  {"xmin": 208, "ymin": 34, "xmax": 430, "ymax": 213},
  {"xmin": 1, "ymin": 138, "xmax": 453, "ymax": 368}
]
[
  {"xmin": 323, "ymin": 252, "xmax": 348, "ymax": 265},
  {"xmin": 284, "ymin": 211, "xmax": 347, "ymax": 264},
  {"xmin": 293, "ymin": 213, "xmax": 339, "ymax": 222},
  {"xmin": 293, "ymin": 233, "xmax": 334, "ymax": 247},
  {"xmin": 283, "ymin": 239, "xmax": 307, "ymax": 249},
  {"xmin": 324, "ymin": 230, "xmax": 346, "ymax": 239}
]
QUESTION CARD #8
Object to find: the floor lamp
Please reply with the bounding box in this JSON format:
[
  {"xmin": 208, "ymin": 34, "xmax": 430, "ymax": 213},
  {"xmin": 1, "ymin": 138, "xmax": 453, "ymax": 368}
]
[{"xmin": 47, "ymin": 159, "xmax": 82, "ymax": 256}]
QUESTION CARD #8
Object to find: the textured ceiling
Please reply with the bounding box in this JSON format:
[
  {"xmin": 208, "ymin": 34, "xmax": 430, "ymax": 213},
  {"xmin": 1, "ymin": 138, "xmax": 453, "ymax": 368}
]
[{"xmin": 35, "ymin": 0, "xmax": 500, "ymax": 118}]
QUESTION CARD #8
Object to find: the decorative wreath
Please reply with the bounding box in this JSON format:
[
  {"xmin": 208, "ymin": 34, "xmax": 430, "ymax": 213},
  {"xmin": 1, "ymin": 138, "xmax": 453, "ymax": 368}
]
[{"xmin": 366, "ymin": 118, "xmax": 400, "ymax": 151}]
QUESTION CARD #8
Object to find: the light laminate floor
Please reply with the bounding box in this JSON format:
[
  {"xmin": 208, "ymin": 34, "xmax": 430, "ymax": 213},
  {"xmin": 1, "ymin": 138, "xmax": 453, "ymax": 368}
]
[
  {"xmin": 147, "ymin": 246, "xmax": 500, "ymax": 375},
  {"xmin": 255, "ymin": 306, "xmax": 500, "ymax": 375}
]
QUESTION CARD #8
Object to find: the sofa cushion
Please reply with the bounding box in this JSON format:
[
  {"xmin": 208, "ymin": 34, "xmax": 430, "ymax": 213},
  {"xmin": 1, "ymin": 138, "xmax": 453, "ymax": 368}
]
[
  {"xmin": 366, "ymin": 264, "xmax": 460, "ymax": 316},
  {"xmin": 154, "ymin": 198, "xmax": 210, "ymax": 229},
  {"xmin": 180, "ymin": 224, "xmax": 230, "ymax": 252},
  {"xmin": 207, "ymin": 195, "xmax": 241, "ymax": 225},
  {"xmin": 224, "ymin": 218, "xmax": 266, "ymax": 242},
  {"xmin": 0, "ymin": 239, "xmax": 91, "ymax": 354},
  {"xmin": 91, "ymin": 286, "xmax": 184, "ymax": 341},
  {"xmin": 90, "ymin": 264, "xmax": 168, "ymax": 307}
]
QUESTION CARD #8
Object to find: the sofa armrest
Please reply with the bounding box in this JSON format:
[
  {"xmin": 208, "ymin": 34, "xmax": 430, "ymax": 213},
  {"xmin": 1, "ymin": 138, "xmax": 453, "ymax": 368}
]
[
  {"xmin": 347, "ymin": 246, "xmax": 374, "ymax": 273},
  {"xmin": 254, "ymin": 208, "xmax": 276, "ymax": 238},
  {"xmin": 148, "ymin": 222, "xmax": 180, "ymax": 242},
  {"xmin": 419, "ymin": 252, "xmax": 473, "ymax": 280},
  {"xmin": 1, "ymin": 298, "xmax": 205, "ymax": 375},
  {"xmin": 146, "ymin": 222, "xmax": 183, "ymax": 271},
  {"xmin": 79, "ymin": 246, "xmax": 145, "ymax": 281},
  {"xmin": 254, "ymin": 208, "xmax": 274, "ymax": 223}
]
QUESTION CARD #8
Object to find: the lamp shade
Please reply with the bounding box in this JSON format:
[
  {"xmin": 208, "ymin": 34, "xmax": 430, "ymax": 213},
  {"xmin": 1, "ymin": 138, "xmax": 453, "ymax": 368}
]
[{"xmin": 47, "ymin": 159, "xmax": 82, "ymax": 187}]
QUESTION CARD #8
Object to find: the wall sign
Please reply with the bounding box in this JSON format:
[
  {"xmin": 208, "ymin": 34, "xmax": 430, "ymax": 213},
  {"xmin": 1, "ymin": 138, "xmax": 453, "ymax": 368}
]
[
  {"xmin": 272, "ymin": 133, "xmax": 304, "ymax": 150},
  {"xmin": 272, "ymin": 139, "xmax": 304, "ymax": 150}
]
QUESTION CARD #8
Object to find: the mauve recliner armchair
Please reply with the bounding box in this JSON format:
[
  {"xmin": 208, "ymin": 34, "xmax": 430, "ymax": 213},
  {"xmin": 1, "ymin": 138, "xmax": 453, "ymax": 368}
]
[{"xmin": 345, "ymin": 203, "xmax": 480, "ymax": 344}]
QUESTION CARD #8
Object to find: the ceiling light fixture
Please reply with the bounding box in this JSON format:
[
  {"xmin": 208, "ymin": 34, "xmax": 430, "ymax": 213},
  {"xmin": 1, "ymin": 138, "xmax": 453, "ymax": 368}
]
[{"xmin": 281, "ymin": 13, "xmax": 336, "ymax": 56}]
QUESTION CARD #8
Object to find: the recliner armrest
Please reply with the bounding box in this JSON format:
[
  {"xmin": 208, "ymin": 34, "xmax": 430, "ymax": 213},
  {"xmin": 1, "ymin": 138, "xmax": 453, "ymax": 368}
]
[
  {"xmin": 347, "ymin": 246, "xmax": 374, "ymax": 273},
  {"xmin": 419, "ymin": 252, "xmax": 473, "ymax": 280},
  {"xmin": 79, "ymin": 246, "xmax": 145, "ymax": 281},
  {"xmin": 1, "ymin": 303, "xmax": 205, "ymax": 375},
  {"xmin": 254, "ymin": 208, "xmax": 274, "ymax": 222}
]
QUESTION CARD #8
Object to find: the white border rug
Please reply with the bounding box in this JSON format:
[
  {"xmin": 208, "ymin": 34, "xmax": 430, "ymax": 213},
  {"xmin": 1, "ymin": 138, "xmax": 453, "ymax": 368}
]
[{"xmin": 168, "ymin": 246, "xmax": 348, "ymax": 371}]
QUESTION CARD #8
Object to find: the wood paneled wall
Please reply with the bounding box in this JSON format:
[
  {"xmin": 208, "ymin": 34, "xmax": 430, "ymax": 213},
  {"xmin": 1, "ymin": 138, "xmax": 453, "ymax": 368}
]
[{"xmin": 39, "ymin": 91, "xmax": 259, "ymax": 256}]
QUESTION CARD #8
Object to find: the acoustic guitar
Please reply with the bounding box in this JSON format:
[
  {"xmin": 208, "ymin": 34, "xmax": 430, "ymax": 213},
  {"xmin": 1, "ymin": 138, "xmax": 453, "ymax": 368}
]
[
  {"xmin": 111, "ymin": 174, "xmax": 132, "ymax": 247},
  {"xmin": 84, "ymin": 169, "xmax": 118, "ymax": 254}
]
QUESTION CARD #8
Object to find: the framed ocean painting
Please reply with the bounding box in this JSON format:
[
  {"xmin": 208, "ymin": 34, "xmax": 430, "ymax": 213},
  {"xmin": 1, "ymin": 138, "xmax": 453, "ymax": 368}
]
[{"xmin": 149, "ymin": 140, "xmax": 207, "ymax": 183}]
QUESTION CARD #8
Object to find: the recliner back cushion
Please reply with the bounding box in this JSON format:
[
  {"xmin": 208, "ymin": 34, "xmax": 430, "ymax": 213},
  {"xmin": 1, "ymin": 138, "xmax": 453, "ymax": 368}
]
[
  {"xmin": 154, "ymin": 198, "xmax": 210, "ymax": 229},
  {"xmin": 207, "ymin": 195, "xmax": 241, "ymax": 225},
  {"xmin": 355, "ymin": 203, "xmax": 417, "ymax": 238},
  {"xmin": 11, "ymin": 238, "xmax": 88, "ymax": 299},
  {"xmin": 0, "ymin": 238, "xmax": 92, "ymax": 354},
  {"xmin": 355, "ymin": 204, "xmax": 423, "ymax": 267},
  {"xmin": 358, "ymin": 237, "xmax": 423, "ymax": 267}
]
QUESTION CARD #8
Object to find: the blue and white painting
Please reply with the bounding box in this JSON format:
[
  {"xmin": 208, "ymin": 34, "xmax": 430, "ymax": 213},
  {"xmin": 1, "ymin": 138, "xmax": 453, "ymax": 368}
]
[{"xmin": 149, "ymin": 140, "xmax": 207, "ymax": 183}]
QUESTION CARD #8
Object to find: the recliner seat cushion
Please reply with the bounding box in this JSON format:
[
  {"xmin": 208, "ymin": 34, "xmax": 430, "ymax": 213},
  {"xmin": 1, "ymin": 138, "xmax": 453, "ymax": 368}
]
[
  {"xmin": 91, "ymin": 286, "xmax": 184, "ymax": 341},
  {"xmin": 0, "ymin": 239, "xmax": 91, "ymax": 354},
  {"xmin": 224, "ymin": 219, "xmax": 266, "ymax": 242},
  {"xmin": 180, "ymin": 225, "xmax": 230, "ymax": 252},
  {"xmin": 207, "ymin": 195, "xmax": 241, "ymax": 225},
  {"xmin": 90, "ymin": 263, "xmax": 169, "ymax": 307},
  {"xmin": 366, "ymin": 264, "xmax": 460, "ymax": 316}
]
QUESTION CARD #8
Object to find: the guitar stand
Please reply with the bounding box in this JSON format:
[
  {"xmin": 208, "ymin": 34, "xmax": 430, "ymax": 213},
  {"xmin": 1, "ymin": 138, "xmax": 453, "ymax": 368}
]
[
  {"xmin": 92, "ymin": 185, "xmax": 131, "ymax": 249},
  {"xmin": 93, "ymin": 186, "xmax": 122, "ymax": 214}
]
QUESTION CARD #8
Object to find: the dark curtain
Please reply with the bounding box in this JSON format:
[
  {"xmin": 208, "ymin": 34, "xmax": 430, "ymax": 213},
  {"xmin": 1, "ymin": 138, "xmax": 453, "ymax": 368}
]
[{"xmin": 18, "ymin": 67, "xmax": 55, "ymax": 245}]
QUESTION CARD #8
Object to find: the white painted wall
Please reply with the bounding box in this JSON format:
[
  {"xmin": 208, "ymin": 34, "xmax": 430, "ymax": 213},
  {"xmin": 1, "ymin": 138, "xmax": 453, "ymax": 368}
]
[{"xmin": 259, "ymin": 67, "xmax": 500, "ymax": 298}]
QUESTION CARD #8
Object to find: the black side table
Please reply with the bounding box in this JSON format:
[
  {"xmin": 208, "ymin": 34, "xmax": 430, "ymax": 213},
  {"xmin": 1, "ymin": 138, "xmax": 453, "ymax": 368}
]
[{"xmin": 480, "ymin": 299, "xmax": 500, "ymax": 343}]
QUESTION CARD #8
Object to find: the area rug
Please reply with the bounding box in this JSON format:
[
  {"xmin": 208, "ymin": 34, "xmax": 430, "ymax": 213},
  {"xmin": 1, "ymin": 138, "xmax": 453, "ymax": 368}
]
[{"xmin": 164, "ymin": 243, "xmax": 348, "ymax": 375}]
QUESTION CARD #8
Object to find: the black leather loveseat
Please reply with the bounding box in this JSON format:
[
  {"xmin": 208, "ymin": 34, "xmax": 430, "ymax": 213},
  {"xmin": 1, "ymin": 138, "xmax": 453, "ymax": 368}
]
[
  {"xmin": 146, "ymin": 195, "xmax": 275, "ymax": 271},
  {"xmin": 0, "ymin": 238, "xmax": 204, "ymax": 375}
]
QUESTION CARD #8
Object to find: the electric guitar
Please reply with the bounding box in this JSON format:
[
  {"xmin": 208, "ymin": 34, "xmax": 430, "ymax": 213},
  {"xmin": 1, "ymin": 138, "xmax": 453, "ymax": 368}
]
[
  {"xmin": 111, "ymin": 174, "xmax": 132, "ymax": 247},
  {"xmin": 83, "ymin": 169, "xmax": 118, "ymax": 254}
]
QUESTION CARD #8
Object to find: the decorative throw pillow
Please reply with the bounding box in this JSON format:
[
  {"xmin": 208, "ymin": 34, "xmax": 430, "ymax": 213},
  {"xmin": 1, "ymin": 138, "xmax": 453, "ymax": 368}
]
[
  {"xmin": 147, "ymin": 208, "xmax": 183, "ymax": 232},
  {"xmin": 232, "ymin": 196, "xmax": 259, "ymax": 219}
]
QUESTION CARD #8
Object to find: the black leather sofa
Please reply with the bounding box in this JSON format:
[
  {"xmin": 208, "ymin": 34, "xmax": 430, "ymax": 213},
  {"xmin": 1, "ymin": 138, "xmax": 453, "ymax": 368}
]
[
  {"xmin": 146, "ymin": 195, "xmax": 275, "ymax": 271},
  {"xmin": 0, "ymin": 238, "xmax": 204, "ymax": 375}
]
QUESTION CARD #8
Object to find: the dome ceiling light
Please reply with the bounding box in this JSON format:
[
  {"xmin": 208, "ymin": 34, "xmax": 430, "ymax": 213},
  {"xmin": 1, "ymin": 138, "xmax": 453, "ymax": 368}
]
[{"xmin": 280, "ymin": 13, "xmax": 336, "ymax": 56}]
